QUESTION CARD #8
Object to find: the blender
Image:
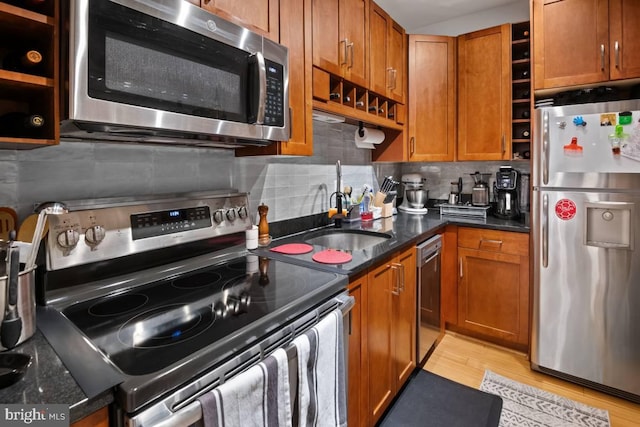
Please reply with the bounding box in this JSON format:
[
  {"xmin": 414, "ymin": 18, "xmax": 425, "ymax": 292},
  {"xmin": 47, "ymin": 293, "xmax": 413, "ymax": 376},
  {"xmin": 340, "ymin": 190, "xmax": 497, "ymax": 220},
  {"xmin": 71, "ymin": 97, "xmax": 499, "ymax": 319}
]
[{"xmin": 398, "ymin": 174, "xmax": 428, "ymax": 214}]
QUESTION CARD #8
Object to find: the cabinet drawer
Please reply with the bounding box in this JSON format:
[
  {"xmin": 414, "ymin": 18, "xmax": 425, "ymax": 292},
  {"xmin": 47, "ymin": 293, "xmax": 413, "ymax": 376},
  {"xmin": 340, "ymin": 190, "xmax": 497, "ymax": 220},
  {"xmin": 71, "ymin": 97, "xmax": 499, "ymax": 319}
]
[{"xmin": 458, "ymin": 227, "xmax": 528, "ymax": 256}]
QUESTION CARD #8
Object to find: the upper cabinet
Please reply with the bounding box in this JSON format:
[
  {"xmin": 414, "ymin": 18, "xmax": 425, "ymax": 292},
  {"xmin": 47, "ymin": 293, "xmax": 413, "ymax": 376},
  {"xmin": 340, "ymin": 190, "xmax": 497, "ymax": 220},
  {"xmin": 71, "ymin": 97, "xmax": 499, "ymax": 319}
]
[
  {"xmin": 533, "ymin": 0, "xmax": 640, "ymax": 91},
  {"xmin": 407, "ymin": 35, "xmax": 457, "ymax": 162},
  {"xmin": 457, "ymin": 24, "xmax": 511, "ymax": 161},
  {"xmin": 201, "ymin": 0, "xmax": 280, "ymax": 42},
  {"xmin": 369, "ymin": 2, "xmax": 406, "ymax": 103},
  {"xmin": 312, "ymin": 0, "xmax": 368, "ymax": 88}
]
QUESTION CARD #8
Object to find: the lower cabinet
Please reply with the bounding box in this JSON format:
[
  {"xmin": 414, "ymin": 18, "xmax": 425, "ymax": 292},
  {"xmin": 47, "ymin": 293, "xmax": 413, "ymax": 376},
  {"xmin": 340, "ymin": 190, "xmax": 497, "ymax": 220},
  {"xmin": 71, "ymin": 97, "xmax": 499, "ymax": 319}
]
[
  {"xmin": 364, "ymin": 245, "xmax": 416, "ymax": 426},
  {"xmin": 347, "ymin": 273, "xmax": 365, "ymax": 427},
  {"xmin": 71, "ymin": 407, "xmax": 108, "ymax": 427},
  {"xmin": 457, "ymin": 227, "xmax": 529, "ymax": 348}
]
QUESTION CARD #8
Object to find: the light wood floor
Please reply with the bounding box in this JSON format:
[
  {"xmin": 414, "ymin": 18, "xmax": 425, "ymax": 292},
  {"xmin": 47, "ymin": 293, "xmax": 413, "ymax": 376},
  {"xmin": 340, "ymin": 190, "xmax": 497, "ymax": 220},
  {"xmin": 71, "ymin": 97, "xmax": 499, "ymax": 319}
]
[{"xmin": 423, "ymin": 333, "xmax": 640, "ymax": 427}]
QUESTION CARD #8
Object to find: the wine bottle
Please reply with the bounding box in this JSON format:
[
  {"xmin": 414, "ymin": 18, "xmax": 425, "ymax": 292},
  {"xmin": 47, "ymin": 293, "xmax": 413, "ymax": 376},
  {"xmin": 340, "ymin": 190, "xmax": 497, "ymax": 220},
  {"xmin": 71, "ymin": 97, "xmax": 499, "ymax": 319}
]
[
  {"xmin": 521, "ymin": 70, "xmax": 530, "ymax": 79},
  {"xmin": 521, "ymin": 110, "xmax": 530, "ymax": 119},
  {"xmin": 522, "ymin": 50, "xmax": 530, "ymax": 59},
  {"xmin": 2, "ymin": 49, "xmax": 43, "ymax": 74},
  {"xmin": 343, "ymin": 95, "xmax": 351, "ymax": 103},
  {"xmin": 368, "ymin": 106, "xmax": 377, "ymax": 112},
  {"xmin": 521, "ymin": 129, "xmax": 530, "ymax": 138},
  {"xmin": 355, "ymin": 101, "xmax": 365, "ymax": 108},
  {"xmin": 521, "ymin": 90, "xmax": 530, "ymax": 99},
  {"xmin": 0, "ymin": 112, "xmax": 45, "ymax": 138},
  {"xmin": 329, "ymin": 92, "xmax": 340, "ymax": 100}
]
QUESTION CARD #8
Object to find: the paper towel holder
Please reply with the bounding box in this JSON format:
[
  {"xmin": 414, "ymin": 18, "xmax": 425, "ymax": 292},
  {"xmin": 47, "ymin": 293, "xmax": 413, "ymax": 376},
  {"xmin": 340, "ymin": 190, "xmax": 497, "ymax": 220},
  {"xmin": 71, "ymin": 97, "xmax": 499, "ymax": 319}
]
[{"xmin": 358, "ymin": 121, "xmax": 365, "ymax": 138}]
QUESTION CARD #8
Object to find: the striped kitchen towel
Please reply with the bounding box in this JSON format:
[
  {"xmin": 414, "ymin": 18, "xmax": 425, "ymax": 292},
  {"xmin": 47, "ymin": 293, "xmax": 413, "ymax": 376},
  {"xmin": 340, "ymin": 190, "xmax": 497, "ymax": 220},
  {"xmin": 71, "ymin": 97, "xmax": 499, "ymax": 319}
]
[
  {"xmin": 294, "ymin": 309, "xmax": 347, "ymax": 427},
  {"xmin": 198, "ymin": 347, "xmax": 292, "ymax": 427}
]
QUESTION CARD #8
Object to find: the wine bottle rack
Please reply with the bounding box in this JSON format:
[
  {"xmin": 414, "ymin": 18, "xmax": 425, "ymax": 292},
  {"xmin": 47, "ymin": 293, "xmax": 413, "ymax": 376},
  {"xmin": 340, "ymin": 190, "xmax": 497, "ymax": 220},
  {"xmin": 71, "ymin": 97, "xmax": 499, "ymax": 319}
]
[
  {"xmin": 0, "ymin": 0, "xmax": 58, "ymax": 149},
  {"xmin": 511, "ymin": 21, "xmax": 531, "ymax": 160}
]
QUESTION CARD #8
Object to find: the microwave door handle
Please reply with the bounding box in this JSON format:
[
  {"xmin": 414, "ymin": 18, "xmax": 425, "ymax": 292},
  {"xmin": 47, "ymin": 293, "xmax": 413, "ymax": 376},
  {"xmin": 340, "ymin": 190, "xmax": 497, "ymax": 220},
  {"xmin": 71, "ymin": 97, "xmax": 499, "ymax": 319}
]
[{"xmin": 254, "ymin": 52, "xmax": 267, "ymax": 125}]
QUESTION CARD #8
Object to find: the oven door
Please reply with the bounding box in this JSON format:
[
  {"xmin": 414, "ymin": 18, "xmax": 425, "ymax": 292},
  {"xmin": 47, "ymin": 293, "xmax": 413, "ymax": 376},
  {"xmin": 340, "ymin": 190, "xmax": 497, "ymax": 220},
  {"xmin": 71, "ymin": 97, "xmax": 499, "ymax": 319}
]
[{"xmin": 66, "ymin": 0, "xmax": 288, "ymax": 142}]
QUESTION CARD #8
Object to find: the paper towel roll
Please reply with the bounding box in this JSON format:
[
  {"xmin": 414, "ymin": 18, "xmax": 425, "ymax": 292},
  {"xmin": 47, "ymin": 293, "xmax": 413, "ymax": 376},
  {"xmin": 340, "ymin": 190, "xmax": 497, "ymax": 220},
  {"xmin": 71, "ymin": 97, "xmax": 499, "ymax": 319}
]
[{"xmin": 354, "ymin": 127, "xmax": 385, "ymax": 149}]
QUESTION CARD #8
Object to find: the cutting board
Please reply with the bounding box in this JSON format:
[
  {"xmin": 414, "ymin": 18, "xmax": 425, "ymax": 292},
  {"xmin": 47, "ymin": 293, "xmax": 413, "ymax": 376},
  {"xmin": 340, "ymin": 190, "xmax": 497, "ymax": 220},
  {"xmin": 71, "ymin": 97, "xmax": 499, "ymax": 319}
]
[
  {"xmin": 270, "ymin": 243, "xmax": 314, "ymax": 255},
  {"xmin": 17, "ymin": 213, "xmax": 48, "ymax": 243},
  {"xmin": 312, "ymin": 249, "xmax": 352, "ymax": 264}
]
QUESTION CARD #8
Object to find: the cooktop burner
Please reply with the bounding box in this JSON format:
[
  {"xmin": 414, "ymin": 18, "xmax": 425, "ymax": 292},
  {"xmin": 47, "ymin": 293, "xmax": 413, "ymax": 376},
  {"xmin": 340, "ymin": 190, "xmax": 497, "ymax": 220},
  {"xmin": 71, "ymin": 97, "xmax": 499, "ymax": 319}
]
[{"xmin": 62, "ymin": 254, "xmax": 343, "ymax": 376}]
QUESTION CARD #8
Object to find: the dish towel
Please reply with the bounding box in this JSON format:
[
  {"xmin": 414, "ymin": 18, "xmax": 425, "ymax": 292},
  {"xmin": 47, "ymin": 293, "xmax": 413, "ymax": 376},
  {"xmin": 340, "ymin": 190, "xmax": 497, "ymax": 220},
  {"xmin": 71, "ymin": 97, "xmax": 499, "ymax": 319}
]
[
  {"xmin": 197, "ymin": 347, "xmax": 292, "ymax": 427},
  {"xmin": 293, "ymin": 309, "xmax": 347, "ymax": 427}
]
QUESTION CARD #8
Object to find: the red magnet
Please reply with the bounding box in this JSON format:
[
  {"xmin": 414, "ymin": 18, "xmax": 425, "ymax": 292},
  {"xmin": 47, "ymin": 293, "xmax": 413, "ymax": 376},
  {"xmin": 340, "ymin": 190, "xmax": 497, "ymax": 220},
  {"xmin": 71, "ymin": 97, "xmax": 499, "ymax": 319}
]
[
  {"xmin": 555, "ymin": 199, "xmax": 577, "ymax": 220},
  {"xmin": 563, "ymin": 137, "xmax": 583, "ymax": 156}
]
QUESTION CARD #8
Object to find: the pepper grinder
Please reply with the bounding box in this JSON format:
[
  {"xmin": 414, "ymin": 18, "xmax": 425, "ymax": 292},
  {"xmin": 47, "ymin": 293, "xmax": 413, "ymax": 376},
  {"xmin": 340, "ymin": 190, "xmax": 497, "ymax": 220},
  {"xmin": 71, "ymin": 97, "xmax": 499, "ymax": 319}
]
[{"xmin": 257, "ymin": 204, "xmax": 271, "ymax": 246}]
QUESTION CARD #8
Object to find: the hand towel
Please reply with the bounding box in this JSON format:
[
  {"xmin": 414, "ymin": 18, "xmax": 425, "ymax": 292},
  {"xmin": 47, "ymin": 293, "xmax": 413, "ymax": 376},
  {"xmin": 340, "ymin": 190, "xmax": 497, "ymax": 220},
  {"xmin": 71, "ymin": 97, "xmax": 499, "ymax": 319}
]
[
  {"xmin": 294, "ymin": 309, "xmax": 347, "ymax": 427},
  {"xmin": 198, "ymin": 347, "xmax": 292, "ymax": 427}
]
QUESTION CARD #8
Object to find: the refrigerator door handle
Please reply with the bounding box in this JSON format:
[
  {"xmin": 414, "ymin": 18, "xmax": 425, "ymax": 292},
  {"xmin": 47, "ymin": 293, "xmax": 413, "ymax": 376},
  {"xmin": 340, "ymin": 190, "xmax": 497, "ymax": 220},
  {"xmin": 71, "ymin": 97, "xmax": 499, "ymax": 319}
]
[
  {"xmin": 542, "ymin": 193, "xmax": 549, "ymax": 268},
  {"xmin": 543, "ymin": 110, "xmax": 549, "ymax": 185}
]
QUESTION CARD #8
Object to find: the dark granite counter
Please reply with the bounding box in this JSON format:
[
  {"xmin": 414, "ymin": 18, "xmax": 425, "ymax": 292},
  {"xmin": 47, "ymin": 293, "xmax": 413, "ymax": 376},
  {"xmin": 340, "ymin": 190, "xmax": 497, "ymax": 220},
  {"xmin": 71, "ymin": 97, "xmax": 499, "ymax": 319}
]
[
  {"xmin": 252, "ymin": 210, "xmax": 529, "ymax": 276},
  {"xmin": 0, "ymin": 330, "xmax": 113, "ymax": 423},
  {"xmin": 0, "ymin": 210, "xmax": 526, "ymax": 420}
]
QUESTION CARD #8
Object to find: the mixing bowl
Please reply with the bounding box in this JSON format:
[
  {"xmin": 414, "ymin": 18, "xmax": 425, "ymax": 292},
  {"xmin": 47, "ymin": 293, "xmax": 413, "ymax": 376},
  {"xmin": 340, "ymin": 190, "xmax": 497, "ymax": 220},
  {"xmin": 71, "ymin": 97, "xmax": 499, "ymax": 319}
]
[{"xmin": 405, "ymin": 188, "xmax": 428, "ymax": 209}]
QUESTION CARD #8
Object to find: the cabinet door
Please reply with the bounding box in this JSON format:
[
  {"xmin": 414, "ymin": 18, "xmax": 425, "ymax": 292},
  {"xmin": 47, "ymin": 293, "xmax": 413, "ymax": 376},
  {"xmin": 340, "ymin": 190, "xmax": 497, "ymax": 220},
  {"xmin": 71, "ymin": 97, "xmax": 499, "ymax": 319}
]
[
  {"xmin": 347, "ymin": 276, "xmax": 365, "ymax": 427},
  {"xmin": 366, "ymin": 261, "xmax": 394, "ymax": 426},
  {"xmin": 312, "ymin": 0, "xmax": 342, "ymax": 76},
  {"xmin": 340, "ymin": 0, "xmax": 368, "ymax": 87},
  {"xmin": 201, "ymin": 0, "xmax": 279, "ymax": 42},
  {"xmin": 369, "ymin": 3, "xmax": 389, "ymax": 96},
  {"xmin": 393, "ymin": 247, "xmax": 416, "ymax": 389},
  {"xmin": 532, "ymin": 0, "xmax": 609, "ymax": 89},
  {"xmin": 408, "ymin": 35, "xmax": 456, "ymax": 162},
  {"xmin": 609, "ymin": 0, "xmax": 640, "ymax": 80},
  {"xmin": 388, "ymin": 20, "xmax": 405, "ymax": 103},
  {"xmin": 457, "ymin": 24, "xmax": 511, "ymax": 161},
  {"xmin": 458, "ymin": 247, "xmax": 529, "ymax": 346}
]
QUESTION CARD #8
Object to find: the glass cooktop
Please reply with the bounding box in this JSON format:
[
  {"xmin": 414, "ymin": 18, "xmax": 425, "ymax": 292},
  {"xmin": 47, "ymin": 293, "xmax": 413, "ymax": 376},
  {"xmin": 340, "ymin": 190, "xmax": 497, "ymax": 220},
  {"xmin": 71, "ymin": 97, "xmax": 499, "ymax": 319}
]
[{"xmin": 62, "ymin": 255, "xmax": 344, "ymax": 376}]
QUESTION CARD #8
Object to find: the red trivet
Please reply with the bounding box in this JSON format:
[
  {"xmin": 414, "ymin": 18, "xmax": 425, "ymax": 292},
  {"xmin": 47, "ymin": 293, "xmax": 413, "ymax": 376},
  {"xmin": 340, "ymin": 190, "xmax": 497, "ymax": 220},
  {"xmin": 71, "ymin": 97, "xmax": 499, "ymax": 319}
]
[
  {"xmin": 312, "ymin": 249, "xmax": 352, "ymax": 264},
  {"xmin": 270, "ymin": 243, "xmax": 314, "ymax": 255}
]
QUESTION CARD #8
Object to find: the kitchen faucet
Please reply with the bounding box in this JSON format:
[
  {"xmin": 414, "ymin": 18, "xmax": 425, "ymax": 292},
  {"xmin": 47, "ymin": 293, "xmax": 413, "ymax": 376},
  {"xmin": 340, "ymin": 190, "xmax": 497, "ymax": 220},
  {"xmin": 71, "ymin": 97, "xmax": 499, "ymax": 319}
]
[{"xmin": 332, "ymin": 160, "xmax": 345, "ymax": 228}]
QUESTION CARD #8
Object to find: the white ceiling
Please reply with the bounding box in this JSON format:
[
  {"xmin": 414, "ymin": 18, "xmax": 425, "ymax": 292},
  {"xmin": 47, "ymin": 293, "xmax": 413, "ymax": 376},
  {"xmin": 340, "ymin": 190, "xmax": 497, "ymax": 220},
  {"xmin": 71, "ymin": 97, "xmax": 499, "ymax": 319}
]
[{"xmin": 374, "ymin": 0, "xmax": 525, "ymax": 33}]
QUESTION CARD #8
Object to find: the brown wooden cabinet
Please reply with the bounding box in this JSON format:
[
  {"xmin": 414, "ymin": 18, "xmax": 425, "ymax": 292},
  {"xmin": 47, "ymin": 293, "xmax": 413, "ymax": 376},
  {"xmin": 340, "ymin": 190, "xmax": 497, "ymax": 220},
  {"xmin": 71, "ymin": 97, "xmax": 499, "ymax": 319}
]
[
  {"xmin": 457, "ymin": 24, "xmax": 511, "ymax": 161},
  {"xmin": 533, "ymin": 0, "xmax": 640, "ymax": 91},
  {"xmin": 365, "ymin": 245, "xmax": 415, "ymax": 426},
  {"xmin": 369, "ymin": 2, "xmax": 405, "ymax": 103},
  {"xmin": 347, "ymin": 273, "xmax": 365, "ymax": 427},
  {"xmin": 407, "ymin": 35, "xmax": 456, "ymax": 162},
  {"xmin": 311, "ymin": 0, "xmax": 368, "ymax": 88},
  {"xmin": 201, "ymin": 0, "xmax": 279, "ymax": 42},
  {"xmin": 0, "ymin": 0, "xmax": 59, "ymax": 149},
  {"xmin": 457, "ymin": 227, "xmax": 529, "ymax": 348},
  {"xmin": 71, "ymin": 407, "xmax": 108, "ymax": 427}
]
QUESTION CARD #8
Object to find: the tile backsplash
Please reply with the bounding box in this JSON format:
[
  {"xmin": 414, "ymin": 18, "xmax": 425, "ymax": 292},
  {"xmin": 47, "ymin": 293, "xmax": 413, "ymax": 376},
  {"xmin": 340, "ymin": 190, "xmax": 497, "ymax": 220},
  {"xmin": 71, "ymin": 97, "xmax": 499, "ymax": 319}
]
[{"xmin": 0, "ymin": 121, "xmax": 529, "ymax": 225}]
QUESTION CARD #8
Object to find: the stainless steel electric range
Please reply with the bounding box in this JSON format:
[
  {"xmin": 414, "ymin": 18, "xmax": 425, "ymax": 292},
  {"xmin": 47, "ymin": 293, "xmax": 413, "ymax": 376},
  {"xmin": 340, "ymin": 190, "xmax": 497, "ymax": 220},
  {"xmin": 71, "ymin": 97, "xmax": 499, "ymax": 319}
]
[{"xmin": 36, "ymin": 191, "xmax": 350, "ymax": 426}]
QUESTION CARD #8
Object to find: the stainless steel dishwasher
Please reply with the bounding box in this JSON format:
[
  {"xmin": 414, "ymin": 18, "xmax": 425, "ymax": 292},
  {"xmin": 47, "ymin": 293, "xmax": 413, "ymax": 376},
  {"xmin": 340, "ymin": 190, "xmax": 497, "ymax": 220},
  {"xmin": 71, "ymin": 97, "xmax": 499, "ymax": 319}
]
[{"xmin": 416, "ymin": 234, "xmax": 442, "ymax": 365}]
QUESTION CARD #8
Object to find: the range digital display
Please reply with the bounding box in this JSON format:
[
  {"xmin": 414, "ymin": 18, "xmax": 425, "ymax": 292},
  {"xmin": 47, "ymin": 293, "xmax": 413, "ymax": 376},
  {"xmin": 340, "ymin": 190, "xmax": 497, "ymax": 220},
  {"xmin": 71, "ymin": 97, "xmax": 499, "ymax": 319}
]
[{"xmin": 130, "ymin": 206, "xmax": 211, "ymax": 240}]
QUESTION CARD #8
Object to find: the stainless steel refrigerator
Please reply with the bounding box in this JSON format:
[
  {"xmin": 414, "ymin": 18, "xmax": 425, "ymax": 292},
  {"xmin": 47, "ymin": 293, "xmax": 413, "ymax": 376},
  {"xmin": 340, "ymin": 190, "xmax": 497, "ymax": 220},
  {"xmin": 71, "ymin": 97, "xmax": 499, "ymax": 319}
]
[{"xmin": 532, "ymin": 100, "xmax": 640, "ymax": 403}]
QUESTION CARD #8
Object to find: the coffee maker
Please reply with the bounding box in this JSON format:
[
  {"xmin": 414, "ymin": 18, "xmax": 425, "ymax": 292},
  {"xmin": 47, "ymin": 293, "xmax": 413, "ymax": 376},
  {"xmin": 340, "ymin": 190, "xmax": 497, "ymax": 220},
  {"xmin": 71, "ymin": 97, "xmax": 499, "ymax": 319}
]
[{"xmin": 493, "ymin": 166, "xmax": 520, "ymax": 219}]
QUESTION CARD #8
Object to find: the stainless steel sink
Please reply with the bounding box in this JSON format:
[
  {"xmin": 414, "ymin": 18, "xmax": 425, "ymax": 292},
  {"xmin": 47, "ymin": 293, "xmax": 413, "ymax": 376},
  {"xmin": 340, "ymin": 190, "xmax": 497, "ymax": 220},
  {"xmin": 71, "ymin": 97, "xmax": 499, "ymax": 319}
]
[{"xmin": 303, "ymin": 229, "xmax": 391, "ymax": 251}]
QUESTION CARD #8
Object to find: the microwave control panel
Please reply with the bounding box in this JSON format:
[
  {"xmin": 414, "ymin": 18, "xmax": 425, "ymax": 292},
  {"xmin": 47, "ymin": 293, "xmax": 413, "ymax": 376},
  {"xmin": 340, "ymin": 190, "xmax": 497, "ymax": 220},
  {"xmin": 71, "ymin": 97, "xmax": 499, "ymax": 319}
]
[{"xmin": 264, "ymin": 59, "xmax": 284, "ymax": 127}]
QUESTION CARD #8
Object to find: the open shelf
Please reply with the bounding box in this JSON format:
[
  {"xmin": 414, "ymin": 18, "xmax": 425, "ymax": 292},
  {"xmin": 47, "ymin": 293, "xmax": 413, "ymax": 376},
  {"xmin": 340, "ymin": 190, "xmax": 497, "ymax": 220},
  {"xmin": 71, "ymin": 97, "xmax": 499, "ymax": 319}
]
[{"xmin": 510, "ymin": 20, "xmax": 531, "ymax": 161}]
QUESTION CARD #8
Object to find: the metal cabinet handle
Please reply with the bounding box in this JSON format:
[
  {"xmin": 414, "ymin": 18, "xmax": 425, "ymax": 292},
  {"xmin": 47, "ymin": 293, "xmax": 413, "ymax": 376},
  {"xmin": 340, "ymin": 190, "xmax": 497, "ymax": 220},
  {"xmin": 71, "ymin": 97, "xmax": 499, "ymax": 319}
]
[
  {"xmin": 542, "ymin": 194, "xmax": 548, "ymax": 268},
  {"xmin": 543, "ymin": 110, "xmax": 549, "ymax": 185},
  {"xmin": 396, "ymin": 262, "xmax": 406, "ymax": 292},
  {"xmin": 480, "ymin": 238, "xmax": 503, "ymax": 247},
  {"xmin": 289, "ymin": 107, "xmax": 292, "ymax": 139},
  {"xmin": 615, "ymin": 41, "xmax": 620, "ymax": 68},
  {"xmin": 390, "ymin": 264, "xmax": 400, "ymax": 295},
  {"xmin": 600, "ymin": 44, "xmax": 606, "ymax": 70},
  {"xmin": 459, "ymin": 257, "xmax": 463, "ymax": 278},
  {"xmin": 341, "ymin": 39, "xmax": 349, "ymax": 66},
  {"xmin": 392, "ymin": 69, "xmax": 397, "ymax": 90},
  {"xmin": 387, "ymin": 67, "xmax": 393, "ymax": 89},
  {"xmin": 501, "ymin": 134, "xmax": 506, "ymax": 154},
  {"xmin": 410, "ymin": 137, "xmax": 415, "ymax": 156},
  {"xmin": 348, "ymin": 42, "xmax": 354, "ymax": 69}
]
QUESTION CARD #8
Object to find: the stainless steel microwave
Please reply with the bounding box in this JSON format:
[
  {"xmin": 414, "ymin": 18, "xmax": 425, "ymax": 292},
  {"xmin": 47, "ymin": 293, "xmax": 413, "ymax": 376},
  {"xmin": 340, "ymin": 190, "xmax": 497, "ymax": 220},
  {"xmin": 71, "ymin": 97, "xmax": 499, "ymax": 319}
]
[{"xmin": 60, "ymin": 0, "xmax": 289, "ymax": 148}]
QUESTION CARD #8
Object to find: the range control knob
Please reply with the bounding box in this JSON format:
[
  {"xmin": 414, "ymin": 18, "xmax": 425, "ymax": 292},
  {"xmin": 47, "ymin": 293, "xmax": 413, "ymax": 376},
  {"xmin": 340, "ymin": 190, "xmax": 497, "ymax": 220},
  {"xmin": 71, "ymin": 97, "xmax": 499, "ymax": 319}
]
[
  {"xmin": 57, "ymin": 229, "xmax": 80, "ymax": 249},
  {"xmin": 225, "ymin": 209, "xmax": 237, "ymax": 222},
  {"xmin": 85, "ymin": 225, "xmax": 106, "ymax": 245},
  {"xmin": 237, "ymin": 206, "xmax": 248, "ymax": 220},
  {"xmin": 213, "ymin": 209, "xmax": 225, "ymax": 224}
]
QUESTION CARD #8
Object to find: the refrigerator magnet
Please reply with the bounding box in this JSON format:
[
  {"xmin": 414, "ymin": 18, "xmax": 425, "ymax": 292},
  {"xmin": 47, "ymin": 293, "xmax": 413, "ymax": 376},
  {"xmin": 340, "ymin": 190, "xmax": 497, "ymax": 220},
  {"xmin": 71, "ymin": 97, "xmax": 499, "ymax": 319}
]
[
  {"xmin": 600, "ymin": 113, "xmax": 616, "ymax": 126},
  {"xmin": 555, "ymin": 199, "xmax": 577, "ymax": 220},
  {"xmin": 563, "ymin": 137, "xmax": 583, "ymax": 156},
  {"xmin": 572, "ymin": 116, "xmax": 587, "ymax": 127}
]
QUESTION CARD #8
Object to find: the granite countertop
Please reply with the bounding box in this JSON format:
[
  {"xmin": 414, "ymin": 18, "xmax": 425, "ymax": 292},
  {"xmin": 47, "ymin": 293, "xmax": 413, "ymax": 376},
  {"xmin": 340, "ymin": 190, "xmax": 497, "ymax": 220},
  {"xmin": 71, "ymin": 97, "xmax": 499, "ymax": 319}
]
[
  {"xmin": 0, "ymin": 210, "xmax": 527, "ymax": 420},
  {"xmin": 253, "ymin": 210, "xmax": 529, "ymax": 276},
  {"xmin": 0, "ymin": 330, "xmax": 113, "ymax": 423}
]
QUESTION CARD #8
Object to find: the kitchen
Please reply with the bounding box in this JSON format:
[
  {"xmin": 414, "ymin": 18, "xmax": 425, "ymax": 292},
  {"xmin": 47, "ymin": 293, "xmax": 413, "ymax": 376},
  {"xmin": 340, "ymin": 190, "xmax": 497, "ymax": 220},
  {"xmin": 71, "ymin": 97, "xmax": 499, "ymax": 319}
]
[{"xmin": 1, "ymin": 0, "xmax": 640, "ymax": 426}]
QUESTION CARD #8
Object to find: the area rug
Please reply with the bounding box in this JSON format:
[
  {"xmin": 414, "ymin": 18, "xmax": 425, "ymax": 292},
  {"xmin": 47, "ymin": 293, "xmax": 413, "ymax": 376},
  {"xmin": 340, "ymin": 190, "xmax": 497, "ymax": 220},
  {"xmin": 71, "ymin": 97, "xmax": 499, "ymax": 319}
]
[{"xmin": 480, "ymin": 370, "xmax": 610, "ymax": 427}]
